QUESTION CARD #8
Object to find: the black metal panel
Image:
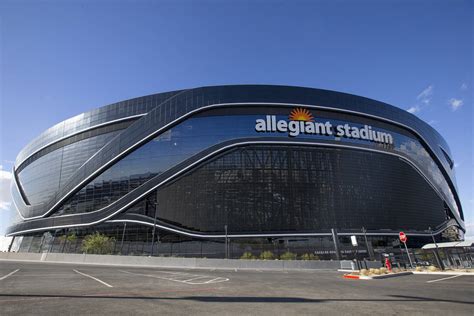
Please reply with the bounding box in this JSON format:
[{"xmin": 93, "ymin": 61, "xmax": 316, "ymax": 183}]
[
  {"xmin": 46, "ymin": 108, "xmax": 456, "ymax": 222},
  {"xmin": 15, "ymin": 89, "xmax": 183, "ymax": 165},
  {"xmin": 152, "ymin": 145, "xmax": 447, "ymax": 233},
  {"xmin": 16, "ymin": 131, "xmax": 122, "ymax": 205},
  {"xmin": 16, "ymin": 119, "xmax": 135, "ymax": 173},
  {"xmin": 6, "ymin": 140, "xmax": 454, "ymax": 236}
]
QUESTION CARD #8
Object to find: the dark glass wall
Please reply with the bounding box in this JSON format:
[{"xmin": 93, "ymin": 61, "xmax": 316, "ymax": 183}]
[
  {"xmin": 17, "ymin": 131, "xmax": 121, "ymax": 205},
  {"xmin": 53, "ymin": 109, "xmax": 458, "ymax": 220},
  {"xmin": 147, "ymin": 145, "xmax": 447, "ymax": 234},
  {"xmin": 15, "ymin": 90, "xmax": 182, "ymax": 166}
]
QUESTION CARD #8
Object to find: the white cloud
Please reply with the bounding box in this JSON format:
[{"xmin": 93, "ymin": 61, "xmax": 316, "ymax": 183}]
[
  {"xmin": 0, "ymin": 165, "xmax": 12, "ymax": 180},
  {"xmin": 465, "ymin": 222, "xmax": 474, "ymax": 239},
  {"xmin": 417, "ymin": 85, "xmax": 434, "ymax": 105},
  {"xmin": 428, "ymin": 120, "xmax": 437, "ymax": 125},
  {"xmin": 453, "ymin": 163, "xmax": 460, "ymax": 168},
  {"xmin": 407, "ymin": 106, "xmax": 420, "ymax": 114},
  {"xmin": 460, "ymin": 83, "xmax": 468, "ymax": 91},
  {"xmin": 0, "ymin": 236, "xmax": 13, "ymax": 251},
  {"xmin": 407, "ymin": 85, "xmax": 434, "ymax": 114},
  {"xmin": 448, "ymin": 98, "xmax": 464, "ymax": 111},
  {"xmin": 0, "ymin": 165, "xmax": 13, "ymax": 211}
]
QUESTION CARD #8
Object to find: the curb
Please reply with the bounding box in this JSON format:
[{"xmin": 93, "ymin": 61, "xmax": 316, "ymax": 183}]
[
  {"xmin": 344, "ymin": 271, "xmax": 413, "ymax": 280},
  {"xmin": 343, "ymin": 274, "xmax": 361, "ymax": 279},
  {"xmin": 412, "ymin": 271, "xmax": 474, "ymax": 276},
  {"xmin": 361, "ymin": 271, "xmax": 413, "ymax": 279}
]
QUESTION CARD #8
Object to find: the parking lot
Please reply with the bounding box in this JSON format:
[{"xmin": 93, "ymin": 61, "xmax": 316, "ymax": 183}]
[{"xmin": 0, "ymin": 260, "xmax": 473, "ymax": 315}]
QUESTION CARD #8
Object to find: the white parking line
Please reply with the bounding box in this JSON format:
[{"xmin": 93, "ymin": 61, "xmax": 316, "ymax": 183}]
[
  {"xmin": 181, "ymin": 276, "xmax": 211, "ymax": 282},
  {"xmin": 427, "ymin": 275, "xmax": 463, "ymax": 283},
  {"xmin": 118, "ymin": 269, "xmax": 229, "ymax": 285},
  {"xmin": 73, "ymin": 269, "xmax": 113, "ymax": 288},
  {"xmin": 204, "ymin": 277, "xmax": 229, "ymax": 284},
  {"xmin": 0, "ymin": 269, "xmax": 20, "ymax": 281},
  {"xmin": 149, "ymin": 271, "xmax": 190, "ymax": 276}
]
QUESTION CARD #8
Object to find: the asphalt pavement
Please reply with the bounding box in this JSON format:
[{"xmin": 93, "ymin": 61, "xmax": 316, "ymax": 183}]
[{"xmin": 0, "ymin": 260, "xmax": 472, "ymax": 315}]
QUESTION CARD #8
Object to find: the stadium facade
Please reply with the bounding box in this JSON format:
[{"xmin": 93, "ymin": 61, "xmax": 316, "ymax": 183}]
[{"xmin": 7, "ymin": 85, "xmax": 465, "ymax": 259}]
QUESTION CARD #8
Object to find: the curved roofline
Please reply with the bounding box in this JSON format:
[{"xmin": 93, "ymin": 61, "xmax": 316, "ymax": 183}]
[
  {"xmin": 16, "ymin": 85, "xmax": 452, "ymax": 162},
  {"xmin": 11, "ymin": 85, "xmax": 462, "ymax": 226}
]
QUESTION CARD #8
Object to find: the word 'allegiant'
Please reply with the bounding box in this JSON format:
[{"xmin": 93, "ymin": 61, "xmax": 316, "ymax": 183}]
[{"xmin": 255, "ymin": 115, "xmax": 393, "ymax": 145}]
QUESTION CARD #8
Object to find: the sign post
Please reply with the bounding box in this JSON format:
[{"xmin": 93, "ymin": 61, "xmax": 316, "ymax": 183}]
[
  {"xmin": 350, "ymin": 235, "xmax": 361, "ymax": 270},
  {"xmin": 399, "ymin": 232, "xmax": 413, "ymax": 268}
]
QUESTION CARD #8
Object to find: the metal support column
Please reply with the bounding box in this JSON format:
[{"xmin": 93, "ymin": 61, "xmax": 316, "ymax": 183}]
[
  {"xmin": 361, "ymin": 227, "xmax": 374, "ymax": 260},
  {"xmin": 120, "ymin": 222, "xmax": 127, "ymax": 254},
  {"xmin": 224, "ymin": 225, "xmax": 228, "ymax": 259},
  {"xmin": 8, "ymin": 236, "xmax": 15, "ymax": 252},
  {"xmin": 403, "ymin": 241, "xmax": 414, "ymax": 268},
  {"xmin": 48, "ymin": 231, "xmax": 56, "ymax": 253},
  {"xmin": 331, "ymin": 228, "xmax": 341, "ymax": 260},
  {"xmin": 429, "ymin": 227, "xmax": 444, "ymax": 270},
  {"xmin": 150, "ymin": 202, "xmax": 158, "ymax": 256}
]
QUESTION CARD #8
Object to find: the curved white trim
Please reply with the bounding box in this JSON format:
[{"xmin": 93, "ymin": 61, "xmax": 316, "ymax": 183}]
[
  {"xmin": 50, "ymin": 140, "xmax": 449, "ymax": 220},
  {"xmin": 6, "ymin": 140, "xmax": 459, "ymax": 236},
  {"xmin": 15, "ymin": 114, "xmax": 146, "ymax": 170},
  {"xmin": 6, "ymin": 214, "xmax": 456, "ymax": 239},
  {"xmin": 11, "ymin": 188, "xmax": 26, "ymax": 221},
  {"xmin": 12, "ymin": 113, "xmax": 146, "ymax": 213},
  {"xmin": 438, "ymin": 144, "xmax": 455, "ymax": 171},
  {"xmin": 12, "ymin": 116, "xmax": 146, "ymax": 215},
  {"xmin": 10, "ymin": 169, "xmax": 23, "ymax": 220},
  {"xmin": 10, "ymin": 166, "xmax": 37, "ymax": 221},
  {"xmin": 104, "ymin": 219, "xmax": 458, "ymax": 238},
  {"xmin": 15, "ymin": 102, "xmax": 460, "ymax": 220},
  {"xmin": 106, "ymin": 219, "xmax": 331, "ymax": 238}
]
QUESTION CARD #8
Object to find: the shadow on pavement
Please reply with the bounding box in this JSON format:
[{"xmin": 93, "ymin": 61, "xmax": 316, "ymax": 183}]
[{"xmin": 0, "ymin": 294, "xmax": 472, "ymax": 305}]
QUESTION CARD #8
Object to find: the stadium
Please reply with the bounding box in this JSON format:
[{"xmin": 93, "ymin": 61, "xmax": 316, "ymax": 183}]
[{"xmin": 6, "ymin": 85, "xmax": 465, "ymax": 259}]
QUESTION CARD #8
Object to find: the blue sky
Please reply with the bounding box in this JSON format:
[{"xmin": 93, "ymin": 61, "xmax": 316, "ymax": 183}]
[{"xmin": 0, "ymin": 0, "xmax": 472, "ymax": 237}]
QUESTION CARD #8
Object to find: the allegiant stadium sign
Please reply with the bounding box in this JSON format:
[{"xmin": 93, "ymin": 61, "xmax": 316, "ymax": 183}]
[{"xmin": 255, "ymin": 108, "xmax": 394, "ymax": 145}]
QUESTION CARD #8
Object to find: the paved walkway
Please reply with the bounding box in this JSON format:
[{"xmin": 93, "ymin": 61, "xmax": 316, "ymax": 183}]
[{"xmin": 1, "ymin": 260, "xmax": 473, "ymax": 315}]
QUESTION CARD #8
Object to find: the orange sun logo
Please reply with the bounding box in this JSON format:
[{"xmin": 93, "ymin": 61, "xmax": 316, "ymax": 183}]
[{"xmin": 289, "ymin": 108, "xmax": 314, "ymax": 121}]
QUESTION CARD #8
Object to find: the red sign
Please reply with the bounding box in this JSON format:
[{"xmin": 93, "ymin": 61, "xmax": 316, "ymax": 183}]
[{"xmin": 399, "ymin": 232, "xmax": 407, "ymax": 243}]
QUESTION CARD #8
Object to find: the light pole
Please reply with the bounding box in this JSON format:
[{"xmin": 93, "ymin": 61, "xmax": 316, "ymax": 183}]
[
  {"xmin": 429, "ymin": 226, "xmax": 444, "ymax": 270},
  {"xmin": 150, "ymin": 201, "xmax": 158, "ymax": 256}
]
